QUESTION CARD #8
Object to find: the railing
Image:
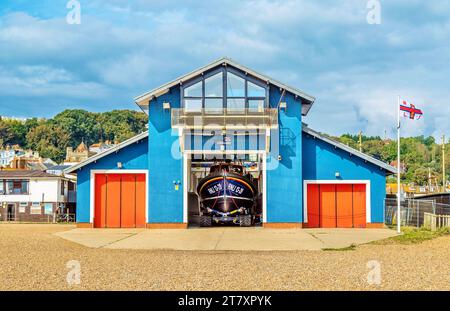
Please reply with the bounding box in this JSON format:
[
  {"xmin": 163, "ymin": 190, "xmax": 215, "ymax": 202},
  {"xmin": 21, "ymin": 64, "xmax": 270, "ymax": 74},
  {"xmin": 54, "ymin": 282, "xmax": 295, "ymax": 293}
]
[
  {"xmin": 171, "ymin": 108, "xmax": 278, "ymax": 130},
  {"xmin": 2, "ymin": 213, "xmax": 76, "ymax": 223},
  {"xmin": 423, "ymin": 212, "xmax": 450, "ymax": 231}
]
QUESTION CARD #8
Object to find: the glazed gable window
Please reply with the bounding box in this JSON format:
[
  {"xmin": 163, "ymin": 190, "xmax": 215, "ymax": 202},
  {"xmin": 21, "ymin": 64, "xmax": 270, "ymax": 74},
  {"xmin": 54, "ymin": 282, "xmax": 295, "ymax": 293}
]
[
  {"xmin": 181, "ymin": 68, "xmax": 268, "ymax": 113},
  {"xmin": 184, "ymin": 80, "xmax": 202, "ymax": 112},
  {"xmin": 205, "ymin": 72, "xmax": 223, "ymax": 114}
]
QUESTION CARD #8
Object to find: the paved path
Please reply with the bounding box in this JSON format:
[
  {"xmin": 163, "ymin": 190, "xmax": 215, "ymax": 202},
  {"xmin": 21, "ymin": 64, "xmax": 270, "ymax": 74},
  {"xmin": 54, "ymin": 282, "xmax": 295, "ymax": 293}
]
[{"xmin": 54, "ymin": 227, "xmax": 398, "ymax": 251}]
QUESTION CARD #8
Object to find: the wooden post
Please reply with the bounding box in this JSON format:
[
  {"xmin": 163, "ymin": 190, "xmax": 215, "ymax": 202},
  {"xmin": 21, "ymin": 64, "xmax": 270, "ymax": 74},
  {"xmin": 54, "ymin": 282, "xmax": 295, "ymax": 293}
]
[{"xmin": 424, "ymin": 212, "xmax": 430, "ymax": 229}]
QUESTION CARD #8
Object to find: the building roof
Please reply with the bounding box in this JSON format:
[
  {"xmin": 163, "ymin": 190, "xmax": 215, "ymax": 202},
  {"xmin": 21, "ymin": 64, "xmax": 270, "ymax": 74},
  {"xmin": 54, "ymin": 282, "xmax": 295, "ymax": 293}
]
[
  {"xmin": 134, "ymin": 57, "xmax": 316, "ymax": 116},
  {"xmin": 26, "ymin": 162, "xmax": 49, "ymax": 171},
  {"xmin": 0, "ymin": 170, "xmax": 63, "ymax": 179},
  {"xmin": 302, "ymin": 125, "xmax": 397, "ymax": 174},
  {"xmin": 64, "ymin": 131, "xmax": 149, "ymax": 173},
  {"xmin": 75, "ymin": 141, "xmax": 88, "ymax": 153},
  {"xmin": 47, "ymin": 165, "xmax": 73, "ymax": 171}
]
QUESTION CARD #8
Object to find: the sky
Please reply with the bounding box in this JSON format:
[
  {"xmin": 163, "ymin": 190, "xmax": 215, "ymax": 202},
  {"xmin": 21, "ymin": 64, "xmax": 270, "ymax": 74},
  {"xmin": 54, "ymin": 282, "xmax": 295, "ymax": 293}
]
[{"xmin": 0, "ymin": 0, "xmax": 449, "ymax": 140}]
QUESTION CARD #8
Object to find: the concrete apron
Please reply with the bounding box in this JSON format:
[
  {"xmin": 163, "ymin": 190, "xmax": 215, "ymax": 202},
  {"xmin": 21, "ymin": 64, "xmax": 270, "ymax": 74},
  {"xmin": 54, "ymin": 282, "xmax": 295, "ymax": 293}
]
[{"xmin": 54, "ymin": 227, "xmax": 398, "ymax": 251}]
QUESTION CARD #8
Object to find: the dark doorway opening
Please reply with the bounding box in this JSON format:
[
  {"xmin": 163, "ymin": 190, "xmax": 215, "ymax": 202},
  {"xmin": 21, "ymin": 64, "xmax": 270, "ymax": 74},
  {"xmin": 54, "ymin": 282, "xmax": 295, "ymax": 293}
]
[{"xmin": 7, "ymin": 204, "xmax": 16, "ymax": 221}]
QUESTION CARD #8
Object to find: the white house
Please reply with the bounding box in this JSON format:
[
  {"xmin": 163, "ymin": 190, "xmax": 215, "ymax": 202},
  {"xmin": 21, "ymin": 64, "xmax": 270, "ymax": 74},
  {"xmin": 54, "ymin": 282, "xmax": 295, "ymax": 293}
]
[{"xmin": 0, "ymin": 170, "xmax": 76, "ymax": 222}]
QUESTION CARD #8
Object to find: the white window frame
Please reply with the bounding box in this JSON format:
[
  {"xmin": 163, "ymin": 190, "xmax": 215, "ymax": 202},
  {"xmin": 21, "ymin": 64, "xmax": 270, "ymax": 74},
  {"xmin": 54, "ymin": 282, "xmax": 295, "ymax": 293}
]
[
  {"xmin": 303, "ymin": 180, "xmax": 372, "ymax": 224},
  {"xmin": 89, "ymin": 170, "xmax": 149, "ymax": 224}
]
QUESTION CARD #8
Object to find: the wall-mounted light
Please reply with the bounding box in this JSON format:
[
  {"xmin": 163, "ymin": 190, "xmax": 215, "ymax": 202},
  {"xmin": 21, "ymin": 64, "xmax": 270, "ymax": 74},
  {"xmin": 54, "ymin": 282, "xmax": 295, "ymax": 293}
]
[
  {"xmin": 163, "ymin": 101, "xmax": 171, "ymax": 110},
  {"xmin": 173, "ymin": 180, "xmax": 181, "ymax": 191},
  {"xmin": 279, "ymin": 102, "xmax": 287, "ymax": 111},
  {"xmin": 117, "ymin": 162, "xmax": 123, "ymax": 169},
  {"xmin": 335, "ymin": 172, "xmax": 340, "ymax": 178}
]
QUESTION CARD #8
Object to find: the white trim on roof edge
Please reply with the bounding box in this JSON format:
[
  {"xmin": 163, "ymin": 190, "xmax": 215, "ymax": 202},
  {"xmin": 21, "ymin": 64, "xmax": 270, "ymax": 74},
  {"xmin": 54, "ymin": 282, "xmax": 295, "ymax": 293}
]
[
  {"xmin": 64, "ymin": 131, "xmax": 149, "ymax": 174},
  {"xmin": 302, "ymin": 125, "xmax": 397, "ymax": 174},
  {"xmin": 134, "ymin": 57, "xmax": 316, "ymax": 115}
]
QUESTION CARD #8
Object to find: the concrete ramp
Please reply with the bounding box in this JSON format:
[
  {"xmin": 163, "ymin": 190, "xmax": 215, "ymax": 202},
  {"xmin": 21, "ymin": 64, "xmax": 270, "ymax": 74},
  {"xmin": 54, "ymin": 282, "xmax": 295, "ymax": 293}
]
[{"xmin": 55, "ymin": 227, "xmax": 398, "ymax": 251}]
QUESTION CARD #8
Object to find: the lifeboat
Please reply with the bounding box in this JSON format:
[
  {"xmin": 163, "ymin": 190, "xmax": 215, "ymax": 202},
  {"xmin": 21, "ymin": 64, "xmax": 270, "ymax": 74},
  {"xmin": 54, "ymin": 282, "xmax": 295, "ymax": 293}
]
[{"xmin": 196, "ymin": 160, "xmax": 258, "ymax": 226}]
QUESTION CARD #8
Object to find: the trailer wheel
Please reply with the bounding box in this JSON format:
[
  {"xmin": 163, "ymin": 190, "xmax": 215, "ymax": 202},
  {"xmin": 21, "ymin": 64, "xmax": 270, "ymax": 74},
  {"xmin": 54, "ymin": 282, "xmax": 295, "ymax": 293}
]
[
  {"xmin": 200, "ymin": 215, "xmax": 212, "ymax": 227},
  {"xmin": 239, "ymin": 215, "xmax": 252, "ymax": 227}
]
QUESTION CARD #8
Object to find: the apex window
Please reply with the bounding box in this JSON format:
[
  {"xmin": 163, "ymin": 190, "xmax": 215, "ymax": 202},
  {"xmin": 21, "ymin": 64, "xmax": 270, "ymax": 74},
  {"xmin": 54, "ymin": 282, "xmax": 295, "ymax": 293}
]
[{"xmin": 181, "ymin": 68, "xmax": 268, "ymax": 113}]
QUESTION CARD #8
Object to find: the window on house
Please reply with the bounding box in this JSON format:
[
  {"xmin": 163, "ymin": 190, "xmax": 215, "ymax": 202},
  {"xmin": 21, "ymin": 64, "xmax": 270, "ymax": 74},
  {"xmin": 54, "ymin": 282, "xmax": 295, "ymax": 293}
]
[
  {"xmin": 227, "ymin": 73, "xmax": 245, "ymax": 97},
  {"xmin": 248, "ymin": 99, "xmax": 265, "ymax": 112},
  {"xmin": 0, "ymin": 180, "xmax": 4, "ymax": 194},
  {"xmin": 60, "ymin": 180, "xmax": 65, "ymax": 196},
  {"xmin": 184, "ymin": 80, "xmax": 202, "ymax": 97},
  {"xmin": 248, "ymin": 81, "xmax": 266, "ymax": 97},
  {"xmin": 205, "ymin": 72, "xmax": 223, "ymax": 97},
  {"xmin": 6, "ymin": 180, "xmax": 29, "ymax": 195},
  {"xmin": 204, "ymin": 72, "xmax": 223, "ymax": 114},
  {"xmin": 227, "ymin": 98, "xmax": 245, "ymax": 114},
  {"xmin": 184, "ymin": 99, "xmax": 202, "ymax": 112},
  {"xmin": 204, "ymin": 98, "xmax": 223, "ymax": 113},
  {"xmin": 30, "ymin": 202, "xmax": 41, "ymax": 215},
  {"xmin": 183, "ymin": 80, "xmax": 203, "ymax": 113}
]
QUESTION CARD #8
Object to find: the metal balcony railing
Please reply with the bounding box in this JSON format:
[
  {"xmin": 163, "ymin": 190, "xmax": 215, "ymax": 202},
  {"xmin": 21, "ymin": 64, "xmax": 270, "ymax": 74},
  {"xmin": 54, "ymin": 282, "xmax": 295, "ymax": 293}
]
[{"xmin": 171, "ymin": 108, "xmax": 278, "ymax": 130}]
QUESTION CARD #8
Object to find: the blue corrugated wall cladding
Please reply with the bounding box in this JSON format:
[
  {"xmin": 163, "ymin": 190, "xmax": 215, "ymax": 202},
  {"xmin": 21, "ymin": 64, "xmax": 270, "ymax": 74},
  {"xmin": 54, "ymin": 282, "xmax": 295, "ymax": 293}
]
[
  {"xmin": 148, "ymin": 87, "xmax": 183, "ymax": 223},
  {"xmin": 302, "ymin": 133, "xmax": 387, "ymax": 223},
  {"xmin": 76, "ymin": 138, "xmax": 149, "ymax": 223},
  {"xmin": 266, "ymin": 87, "xmax": 303, "ymax": 223}
]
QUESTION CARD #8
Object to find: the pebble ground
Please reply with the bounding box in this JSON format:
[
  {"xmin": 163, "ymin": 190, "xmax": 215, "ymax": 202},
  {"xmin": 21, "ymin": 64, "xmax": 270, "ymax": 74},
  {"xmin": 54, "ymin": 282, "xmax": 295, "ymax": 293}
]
[{"xmin": 0, "ymin": 224, "xmax": 449, "ymax": 290}]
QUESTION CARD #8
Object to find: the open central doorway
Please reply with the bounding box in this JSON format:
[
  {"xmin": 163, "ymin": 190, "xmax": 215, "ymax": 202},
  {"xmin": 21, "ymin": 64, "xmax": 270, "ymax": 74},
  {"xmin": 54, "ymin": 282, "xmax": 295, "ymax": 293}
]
[
  {"xmin": 7, "ymin": 204, "xmax": 16, "ymax": 221},
  {"xmin": 185, "ymin": 152, "xmax": 265, "ymax": 227}
]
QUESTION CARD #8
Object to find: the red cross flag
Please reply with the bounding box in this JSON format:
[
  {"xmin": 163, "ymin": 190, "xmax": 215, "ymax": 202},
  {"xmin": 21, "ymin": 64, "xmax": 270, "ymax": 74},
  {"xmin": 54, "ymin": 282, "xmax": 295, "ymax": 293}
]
[
  {"xmin": 395, "ymin": 96, "xmax": 424, "ymax": 234},
  {"xmin": 400, "ymin": 100, "xmax": 423, "ymax": 120}
]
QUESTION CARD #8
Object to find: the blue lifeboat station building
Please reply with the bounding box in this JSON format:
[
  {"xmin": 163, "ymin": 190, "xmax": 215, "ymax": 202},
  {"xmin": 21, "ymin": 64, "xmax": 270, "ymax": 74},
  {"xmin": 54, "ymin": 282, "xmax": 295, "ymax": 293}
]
[{"xmin": 66, "ymin": 58, "xmax": 396, "ymax": 229}]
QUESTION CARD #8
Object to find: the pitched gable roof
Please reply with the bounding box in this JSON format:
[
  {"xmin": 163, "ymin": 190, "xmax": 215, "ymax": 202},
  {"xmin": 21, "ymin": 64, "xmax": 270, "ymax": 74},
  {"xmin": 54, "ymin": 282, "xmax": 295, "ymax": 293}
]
[
  {"xmin": 64, "ymin": 131, "xmax": 149, "ymax": 174},
  {"xmin": 302, "ymin": 125, "xmax": 397, "ymax": 174},
  {"xmin": 0, "ymin": 170, "xmax": 62, "ymax": 179},
  {"xmin": 134, "ymin": 57, "xmax": 316, "ymax": 116}
]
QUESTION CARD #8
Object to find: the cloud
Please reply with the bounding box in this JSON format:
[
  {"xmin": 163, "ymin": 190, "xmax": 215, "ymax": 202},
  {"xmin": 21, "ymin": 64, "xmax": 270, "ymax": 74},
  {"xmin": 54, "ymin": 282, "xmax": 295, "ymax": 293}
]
[{"xmin": 0, "ymin": 0, "xmax": 448, "ymax": 140}]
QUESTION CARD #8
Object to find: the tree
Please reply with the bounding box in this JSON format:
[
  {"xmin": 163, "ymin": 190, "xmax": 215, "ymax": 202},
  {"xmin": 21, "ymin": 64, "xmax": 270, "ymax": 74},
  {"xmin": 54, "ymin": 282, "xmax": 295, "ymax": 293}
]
[
  {"xmin": 97, "ymin": 110, "xmax": 147, "ymax": 142},
  {"xmin": 53, "ymin": 109, "xmax": 100, "ymax": 147},
  {"xmin": 3, "ymin": 119, "xmax": 27, "ymax": 147},
  {"xmin": 0, "ymin": 118, "xmax": 13, "ymax": 147},
  {"xmin": 26, "ymin": 124, "xmax": 71, "ymax": 162}
]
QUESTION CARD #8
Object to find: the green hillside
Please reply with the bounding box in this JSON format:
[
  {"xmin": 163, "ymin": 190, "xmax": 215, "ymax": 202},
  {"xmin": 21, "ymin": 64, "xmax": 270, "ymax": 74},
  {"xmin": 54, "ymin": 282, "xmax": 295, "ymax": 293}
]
[{"xmin": 0, "ymin": 110, "xmax": 448, "ymax": 185}]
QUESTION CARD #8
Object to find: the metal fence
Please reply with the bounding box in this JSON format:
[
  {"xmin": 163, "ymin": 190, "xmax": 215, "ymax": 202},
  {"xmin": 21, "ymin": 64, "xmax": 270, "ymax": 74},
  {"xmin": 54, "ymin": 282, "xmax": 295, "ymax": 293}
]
[
  {"xmin": 2, "ymin": 213, "xmax": 76, "ymax": 223},
  {"xmin": 385, "ymin": 198, "xmax": 450, "ymax": 227}
]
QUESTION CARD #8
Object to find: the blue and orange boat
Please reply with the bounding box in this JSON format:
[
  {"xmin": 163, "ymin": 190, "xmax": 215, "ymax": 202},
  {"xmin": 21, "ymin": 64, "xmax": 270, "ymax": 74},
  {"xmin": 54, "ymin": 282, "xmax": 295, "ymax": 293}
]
[{"xmin": 197, "ymin": 160, "xmax": 258, "ymax": 226}]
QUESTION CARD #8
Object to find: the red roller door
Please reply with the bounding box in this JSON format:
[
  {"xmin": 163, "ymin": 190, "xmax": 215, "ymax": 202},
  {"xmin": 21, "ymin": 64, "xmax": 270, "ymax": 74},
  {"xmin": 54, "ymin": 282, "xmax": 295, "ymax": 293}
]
[
  {"xmin": 94, "ymin": 173, "xmax": 146, "ymax": 228},
  {"xmin": 336, "ymin": 184, "xmax": 353, "ymax": 228},
  {"xmin": 306, "ymin": 184, "xmax": 320, "ymax": 228},
  {"xmin": 320, "ymin": 184, "xmax": 337, "ymax": 228},
  {"xmin": 306, "ymin": 183, "xmax": 367, "ymax": 228},
  {"xmin": 352, "ymin": 184, "xmax": 367, "ymax": 228}
]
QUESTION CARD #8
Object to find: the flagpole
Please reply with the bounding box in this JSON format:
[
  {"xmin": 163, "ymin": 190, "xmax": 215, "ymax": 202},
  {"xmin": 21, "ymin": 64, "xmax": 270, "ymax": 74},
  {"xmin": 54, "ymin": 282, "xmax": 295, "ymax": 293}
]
[{"xmin": 397, "ymin": 95, "xmax": 401, "ymax": 234}]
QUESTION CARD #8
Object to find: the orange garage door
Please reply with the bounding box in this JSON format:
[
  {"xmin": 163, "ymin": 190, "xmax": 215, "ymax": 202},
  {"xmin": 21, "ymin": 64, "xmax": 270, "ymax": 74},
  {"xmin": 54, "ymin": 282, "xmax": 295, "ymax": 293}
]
[
  {"xmin": 306, "ymin": 183, "xmax": 366, "ymax": 228},
  {"xmin": 94, "ymin": 173, "xmax": 146, "ymax": 228}
]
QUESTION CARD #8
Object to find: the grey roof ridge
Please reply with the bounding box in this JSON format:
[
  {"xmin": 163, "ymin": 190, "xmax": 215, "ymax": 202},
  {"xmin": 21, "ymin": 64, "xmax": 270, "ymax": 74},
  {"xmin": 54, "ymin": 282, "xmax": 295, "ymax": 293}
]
[{"xmin": 134, "ymin": 57, "xmax": 316, "ymax": 105}]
